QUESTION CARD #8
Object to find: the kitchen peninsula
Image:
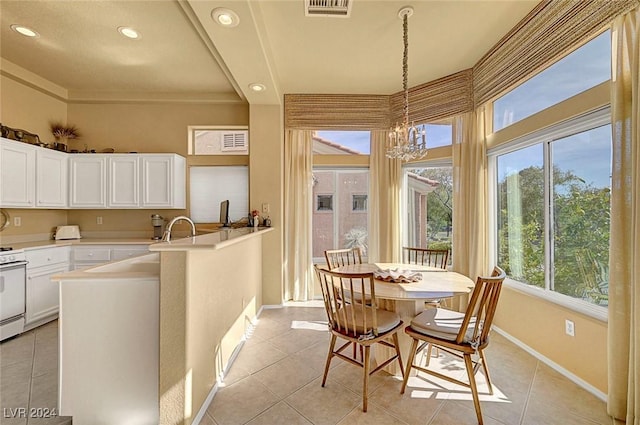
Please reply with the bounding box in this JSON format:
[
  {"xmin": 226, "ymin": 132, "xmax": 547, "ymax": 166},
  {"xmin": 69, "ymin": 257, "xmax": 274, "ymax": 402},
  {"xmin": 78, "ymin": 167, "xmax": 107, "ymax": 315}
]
[{"xmin": 54, "ymin": 226, "xmax": 273, "ymax": 425}]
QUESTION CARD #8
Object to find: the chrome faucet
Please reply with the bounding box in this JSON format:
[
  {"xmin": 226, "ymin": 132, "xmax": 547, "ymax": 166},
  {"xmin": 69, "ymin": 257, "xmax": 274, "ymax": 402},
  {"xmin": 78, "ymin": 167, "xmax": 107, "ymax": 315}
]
[{"xmin": 161, "ymin": 216, "xmax": 196, "ymax": 242}]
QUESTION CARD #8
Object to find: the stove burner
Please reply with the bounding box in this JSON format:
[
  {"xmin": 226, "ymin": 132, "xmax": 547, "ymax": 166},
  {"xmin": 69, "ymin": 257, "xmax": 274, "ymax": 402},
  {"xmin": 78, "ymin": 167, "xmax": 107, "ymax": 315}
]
[{"xmin": 0, "ymin": 247, "xmax": 14, "ymax": 252}]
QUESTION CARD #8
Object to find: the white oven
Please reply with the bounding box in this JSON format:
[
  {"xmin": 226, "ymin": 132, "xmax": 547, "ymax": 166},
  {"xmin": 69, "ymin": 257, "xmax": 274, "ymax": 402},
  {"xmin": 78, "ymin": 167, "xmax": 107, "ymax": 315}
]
[{"xmin": 0, "ymin": 248, "xmax": 27, "ymax": 341}]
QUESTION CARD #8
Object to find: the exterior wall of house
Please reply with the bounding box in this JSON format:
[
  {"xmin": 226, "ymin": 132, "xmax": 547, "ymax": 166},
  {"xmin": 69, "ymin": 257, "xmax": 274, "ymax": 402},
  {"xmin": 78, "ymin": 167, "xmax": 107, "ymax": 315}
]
[{"xmin": 311, "ymin": 169, "xmax": 369, "ymax": 259}]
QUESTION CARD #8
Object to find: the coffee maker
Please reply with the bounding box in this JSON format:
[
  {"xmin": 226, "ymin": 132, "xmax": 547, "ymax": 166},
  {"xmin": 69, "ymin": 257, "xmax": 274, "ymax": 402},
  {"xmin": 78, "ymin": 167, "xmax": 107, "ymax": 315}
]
[{"xmin": 151, "ymin": 214, "xmax": 165, "ymax": 240}]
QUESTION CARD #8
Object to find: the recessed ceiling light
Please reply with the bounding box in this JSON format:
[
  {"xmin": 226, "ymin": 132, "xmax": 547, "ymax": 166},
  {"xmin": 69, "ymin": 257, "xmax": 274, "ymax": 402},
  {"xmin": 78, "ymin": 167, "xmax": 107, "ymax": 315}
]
[
  {"xmin": 212, "ymin": 8, "xmax": 239, "ymax": 27},
  {"xmin": 118, "ymin": 26, "xmax": 141, "ymax": 39},
  {"xmin": 11, "ymin": 24, "xmax": 38, "ymax": 38},
  {"xmin": 249, "ymin": 83, "xmax": 266, "ymax": 92}
]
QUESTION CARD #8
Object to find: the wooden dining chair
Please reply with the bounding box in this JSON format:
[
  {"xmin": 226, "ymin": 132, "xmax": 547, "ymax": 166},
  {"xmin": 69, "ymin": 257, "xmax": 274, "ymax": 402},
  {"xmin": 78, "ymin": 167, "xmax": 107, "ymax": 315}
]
[
  {"xmin": 314, "ymin": 265, "xmax": 404, "ymax": 412},
  {"xmin": 324, "ymin": 247, "xmax": 363, "ymax": 270},
  {"xmin": 403, "ymin": 247, "xmax": 449, "ymax": 270},
  {"xmin": 403, "ymin": 246, "xmax": 450, "ymax": 309},
  {"xmin": 400, "ymin": 266, "xmax": 506, "ymax": 425}
]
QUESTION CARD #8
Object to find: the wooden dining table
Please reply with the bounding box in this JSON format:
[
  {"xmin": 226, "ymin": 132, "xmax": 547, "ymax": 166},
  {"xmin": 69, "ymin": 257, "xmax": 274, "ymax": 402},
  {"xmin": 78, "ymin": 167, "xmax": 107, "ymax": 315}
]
[{"xmin": 333, "ymin": 262, "xmax": 475, "ymax": 375}]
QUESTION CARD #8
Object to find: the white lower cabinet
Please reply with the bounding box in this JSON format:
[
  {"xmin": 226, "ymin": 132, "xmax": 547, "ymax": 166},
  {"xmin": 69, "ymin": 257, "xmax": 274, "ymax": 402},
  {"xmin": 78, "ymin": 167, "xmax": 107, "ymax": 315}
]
[
  {"xmin": 72, "ymin": 245, "xmax": 149, "ymax": 270},
  {"xmin": 25, "ymin": 246, "xmax": 70, "ymax": 329}
]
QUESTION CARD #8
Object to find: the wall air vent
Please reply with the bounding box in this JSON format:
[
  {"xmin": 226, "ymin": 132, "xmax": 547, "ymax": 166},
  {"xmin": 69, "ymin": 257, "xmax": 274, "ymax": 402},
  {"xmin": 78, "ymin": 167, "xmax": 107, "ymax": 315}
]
[
  {"xmin": 305, "ymin": 0, "xmax": 352, "ymax": 17},
  {"xmin": 221, "ymin": 131, "xmax": 248, "ymax": 152}
]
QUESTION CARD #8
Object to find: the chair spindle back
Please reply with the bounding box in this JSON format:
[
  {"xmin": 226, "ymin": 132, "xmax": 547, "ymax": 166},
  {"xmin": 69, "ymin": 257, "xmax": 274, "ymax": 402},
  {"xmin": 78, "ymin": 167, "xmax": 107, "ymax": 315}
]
[
  {"xmin": 324, "ymin": 247, "xmax": 363, "ymax": 270},
  {"xmin": 403, "ymin": 247, "xmax": 449, "ymax": 270}
]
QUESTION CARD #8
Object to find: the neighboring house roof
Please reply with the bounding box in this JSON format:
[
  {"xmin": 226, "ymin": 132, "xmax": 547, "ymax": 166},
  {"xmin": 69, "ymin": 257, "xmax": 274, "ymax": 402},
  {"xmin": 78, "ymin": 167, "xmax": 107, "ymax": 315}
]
[
  {"xmin": 407, "ymin": 172, "xmax": 439, "ymax": 194},
  {"xmin": 312, "ymin": 135, "xmax": 362, "ymax": 155}
]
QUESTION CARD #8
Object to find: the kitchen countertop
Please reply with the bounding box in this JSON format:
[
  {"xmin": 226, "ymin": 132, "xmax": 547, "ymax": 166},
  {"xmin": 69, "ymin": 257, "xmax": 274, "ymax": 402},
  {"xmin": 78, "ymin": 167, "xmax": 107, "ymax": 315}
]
[
  {"xmin": 148, "ymin": 226, "xmax": 273, "ymax": 252},
  {"xmin": 7, "ymin": 238, "xmax": 158, "ymax": 251}
]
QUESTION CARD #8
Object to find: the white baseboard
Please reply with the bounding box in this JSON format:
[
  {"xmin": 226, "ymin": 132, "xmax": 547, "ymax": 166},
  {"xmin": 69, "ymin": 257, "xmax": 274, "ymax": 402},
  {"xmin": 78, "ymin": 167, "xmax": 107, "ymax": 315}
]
[
  {"xmin": 191, "ymin": 308, "xmax": 262, "ymax": 424},
  {"xmin": 492, "ymin": 326, "xmax": 607, "ymax": 402}
]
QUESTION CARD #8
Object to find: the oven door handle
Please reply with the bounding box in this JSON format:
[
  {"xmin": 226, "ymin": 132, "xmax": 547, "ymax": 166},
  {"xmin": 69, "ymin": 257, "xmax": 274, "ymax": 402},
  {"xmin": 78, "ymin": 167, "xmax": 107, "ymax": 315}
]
[{"xmin": 0, "ymin": 261, "xmax": 28, "ymax": 271}]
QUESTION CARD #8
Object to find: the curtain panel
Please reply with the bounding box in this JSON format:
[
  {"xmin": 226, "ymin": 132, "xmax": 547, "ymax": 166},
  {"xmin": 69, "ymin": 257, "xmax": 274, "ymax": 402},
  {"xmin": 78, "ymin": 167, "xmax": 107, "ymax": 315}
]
[
  {"xmin": 452, "ymin": 109, "xmax": 489, "ymax": 282},
  {"xmin": 283, "ymin": 130, "xmax": 314, "ymax": 301},
  {"xmin": 368, "ymin": 130, "xmax": 402, "ymax": 263},
  {"xmin": 607, "ymin": 6, "xmax": 640, "ymax": 424}
]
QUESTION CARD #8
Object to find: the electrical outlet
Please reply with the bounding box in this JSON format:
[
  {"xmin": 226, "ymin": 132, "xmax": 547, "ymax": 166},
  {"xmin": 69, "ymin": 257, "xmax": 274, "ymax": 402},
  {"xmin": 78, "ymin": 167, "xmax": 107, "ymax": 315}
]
[
  {"xmin": 565, "ymin": 319, "xmax": 575, "ymax": 337},
  {"xmin": 13, "ymin": 216, "xmax": 21, "ymax": 227},
  {"xmin": 97, "ymin": 216, "xmax": 103, "ymax": 225},
  {"xmin": 262, "ymin": 203, "xmax": 270, "ymax": 214}
]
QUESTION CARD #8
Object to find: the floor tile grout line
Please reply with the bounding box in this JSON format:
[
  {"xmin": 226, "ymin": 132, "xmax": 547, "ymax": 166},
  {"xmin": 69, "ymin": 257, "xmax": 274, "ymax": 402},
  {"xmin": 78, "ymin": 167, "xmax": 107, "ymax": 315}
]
[
  {"xmin": 518, "ymin": 359, "xmax": 539, "ymax": 425},
  {"xmin": 26, "ymin": 330, "xmax": 37, "ymax": 425}
]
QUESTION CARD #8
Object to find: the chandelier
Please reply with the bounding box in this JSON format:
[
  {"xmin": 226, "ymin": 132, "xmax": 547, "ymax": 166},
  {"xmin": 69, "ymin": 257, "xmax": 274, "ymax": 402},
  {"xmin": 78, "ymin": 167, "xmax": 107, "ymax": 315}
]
[{"xmin": 386, "ymin": 6, "xmax": 427, "ymax": 161}]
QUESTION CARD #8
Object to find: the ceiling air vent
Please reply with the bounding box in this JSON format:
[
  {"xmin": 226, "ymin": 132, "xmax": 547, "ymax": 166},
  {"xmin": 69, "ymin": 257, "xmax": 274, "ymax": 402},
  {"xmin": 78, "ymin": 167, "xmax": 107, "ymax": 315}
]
[
  {"xmin": 221, "ymin": 131, "xmax": 248, "ymax": 152},
  {"xmin": 305, "ymin": 0, "xmax": 352, "ymax": 18}
]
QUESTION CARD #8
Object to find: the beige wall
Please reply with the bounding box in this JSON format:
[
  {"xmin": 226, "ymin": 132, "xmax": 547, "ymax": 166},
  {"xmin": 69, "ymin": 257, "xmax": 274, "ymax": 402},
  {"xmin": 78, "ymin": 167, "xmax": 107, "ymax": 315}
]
[
  {"xmin": 0, "ymin": 208, "xmax": 67, "ymax": 240},
  {"xmin": 494, "ymin": 287, "xmax": 608, "ymax": 392},
  {"xmin": 158, "ymin": 235, "xmax": 263, "ymax": 425},
  {"xmin": 249, "ymin": 104, "xmax": 284, "ymax": 305},
  {"xmin": 0, "ymin": 74, "xmax": 67, "ymax": 142}
]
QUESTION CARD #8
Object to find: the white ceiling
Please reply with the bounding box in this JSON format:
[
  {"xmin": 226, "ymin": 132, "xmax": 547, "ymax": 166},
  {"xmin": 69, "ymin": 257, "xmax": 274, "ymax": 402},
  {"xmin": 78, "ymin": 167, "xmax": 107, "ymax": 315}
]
[{"xmin": 0, "ymin": 0, "xmax": 539, "ymax": 105}]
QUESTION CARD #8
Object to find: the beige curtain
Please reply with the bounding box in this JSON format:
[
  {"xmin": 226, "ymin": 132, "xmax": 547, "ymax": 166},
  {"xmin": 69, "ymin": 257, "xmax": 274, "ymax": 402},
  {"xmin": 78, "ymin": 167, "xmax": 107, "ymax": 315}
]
[
  {"xmin": 608, "ymin": 7, "xmax": 639, "ymax": 424},
  {"xmin": 452, "ymin": 109, "xmax": 489, "ymax": 281},
  {"xmin": 369, "ymin": 130, "xmax": 402, "ymax": 263},
  {"xmin": 283, "ymin": 130, "xmax": 314, "ymax": 301}
]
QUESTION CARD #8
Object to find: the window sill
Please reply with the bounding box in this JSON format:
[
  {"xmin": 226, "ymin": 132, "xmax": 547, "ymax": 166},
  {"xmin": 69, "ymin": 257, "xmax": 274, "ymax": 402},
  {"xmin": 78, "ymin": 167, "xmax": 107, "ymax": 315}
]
[{"xmin": 504, "ymin": 278, "xmax": 608, "ymax": 322}]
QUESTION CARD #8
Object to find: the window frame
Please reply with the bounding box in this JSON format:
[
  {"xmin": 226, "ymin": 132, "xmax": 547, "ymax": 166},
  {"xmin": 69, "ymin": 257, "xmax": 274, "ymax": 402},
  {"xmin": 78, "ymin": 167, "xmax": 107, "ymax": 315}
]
[{"xmin": 488, "ymin": 106, "xmax": 610, "ymax": 321}]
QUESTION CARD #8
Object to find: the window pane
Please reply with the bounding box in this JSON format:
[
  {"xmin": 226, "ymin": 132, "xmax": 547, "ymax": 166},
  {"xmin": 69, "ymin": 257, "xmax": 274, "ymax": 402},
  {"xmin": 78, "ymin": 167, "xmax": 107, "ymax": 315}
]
[
  {"xmin": 352, "ymin": 194, "xmax": 367, "ymax": 211},
  {"xmin": 190, "ymin": 166, "xmax": 248, "ymax": 223},
  {"xmin": 317, "ymin": 195, "xmax": 333, "ymax": 211},
  {"xmin": 404, "ymin": 167, "xmax": 453, "ymax": 254},
  {"xmin": 493, "ymin": 31, "xmax": 611, "ymax": 131},
  {"xmin": 312, "ymin": 170, "xmax": 369, "ymax": 261},
  {"xmin": 551, "ymin": 125, "xmax": 611, "ymax": 305},
  {"xmin": 425, "ymin": 124, "xmax": 453, "ymax": 148},
  {"xmin": 314, "ymin": 131, "xmax": 370, "ymax": 154},
  {"xmin": 496, "ymin": 145, "xmax": 544, "ymax": 287}
]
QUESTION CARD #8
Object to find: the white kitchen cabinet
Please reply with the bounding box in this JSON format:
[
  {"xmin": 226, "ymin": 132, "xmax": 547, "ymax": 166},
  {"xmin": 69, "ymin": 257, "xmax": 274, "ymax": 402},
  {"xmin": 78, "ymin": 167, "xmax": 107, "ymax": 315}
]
[
  {"xmin": 141, "ymin": 154, "xmax": 185, "ymax": 208},
  {"xmin": 36, "ymin": 148, "xmax": 68, "ymax": 208},
  {"xmin": 108, "ymin": 156, "xmax": 139, "ymax": 208},
  {"xmin": 0, "ymin": 138, "xmax": 36, "ymax": 207},
  {"xmin": 69, "ymin": 155, "xmax": 107, "ymax": 208},
  {"xmin": 25, "ymin": 246, "xmax": 71, "ymax": 329},
  {"xmin": 72, "ymin": 245, "xmax": 149, "ymax": 270}
]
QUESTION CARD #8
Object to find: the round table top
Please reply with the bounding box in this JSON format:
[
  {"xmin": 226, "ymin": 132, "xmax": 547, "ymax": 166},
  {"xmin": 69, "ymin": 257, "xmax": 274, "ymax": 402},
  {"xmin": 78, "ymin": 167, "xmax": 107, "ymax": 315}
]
[{"xmin": 332, "ymin": 263, "xmax": 474, "ymax": 301}]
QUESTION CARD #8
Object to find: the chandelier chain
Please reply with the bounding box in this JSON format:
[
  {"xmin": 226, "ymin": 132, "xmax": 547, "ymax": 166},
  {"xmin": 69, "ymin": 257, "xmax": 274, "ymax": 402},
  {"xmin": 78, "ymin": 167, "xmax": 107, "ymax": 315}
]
[
  {"xmin": 403, "ymin": 12, "xmax": 409, "ymax": 126},
  {"xmin": 386, "ymin": 6, "xmax": 428, "ymax": 161}
]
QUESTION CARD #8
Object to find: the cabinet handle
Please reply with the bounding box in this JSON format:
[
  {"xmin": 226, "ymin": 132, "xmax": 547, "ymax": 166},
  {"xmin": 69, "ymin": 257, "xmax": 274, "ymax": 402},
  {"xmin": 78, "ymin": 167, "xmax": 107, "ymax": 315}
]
[{"xmin": 88, "ymin": 253, "xmax": 93, "ymax": 256}]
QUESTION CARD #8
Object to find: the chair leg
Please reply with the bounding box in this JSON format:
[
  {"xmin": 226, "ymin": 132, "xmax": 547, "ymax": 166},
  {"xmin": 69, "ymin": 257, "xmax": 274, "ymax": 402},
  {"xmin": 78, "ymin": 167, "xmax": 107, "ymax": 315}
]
[
  {"xmin": 391, "ymin": 333, "xmax": 405, "ymax": 377},
  {"xmin": 362, "ymin": 345, "xmax": 371, "ymax": 412},
  {"xmin": 479, "ymin": 349, "xmax": 493, "ymax": 395},
  {"xmin": 400, "ymin": 338, "xmax": 419, "ymax": 394},
  {"xmin": 322, "ymin": 334, "xmax": 337, "ymax": 387},
  {"xmin": 425, "ymin": 343, "xmax": 433, "ymax": 366},
  {"xmin": 463, "ymin": 353, "xmax": 484, "ymax": 425}
]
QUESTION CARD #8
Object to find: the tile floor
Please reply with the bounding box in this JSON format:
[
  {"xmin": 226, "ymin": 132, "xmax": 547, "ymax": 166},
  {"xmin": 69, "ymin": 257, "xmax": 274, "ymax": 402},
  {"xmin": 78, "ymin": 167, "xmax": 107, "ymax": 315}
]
[
  {"xmin": 203, "ymin": 304, "xmax": 614, "ymax": 425},
  {"xmin": 0, "ymin": 320, "xmax": 70, "ymax": 425},
  {"xmin": 0, "ymin": 307, "xmax": 614, "ymax": 425}
]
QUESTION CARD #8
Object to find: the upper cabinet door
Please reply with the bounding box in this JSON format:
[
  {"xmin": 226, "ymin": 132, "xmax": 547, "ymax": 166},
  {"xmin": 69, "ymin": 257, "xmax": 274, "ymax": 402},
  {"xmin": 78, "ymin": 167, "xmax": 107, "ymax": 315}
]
[
  {"xmin": 69, "ymin": 155, "xmax": 107, "ymax": 208},
  {"xmin": 141, "ymin": 155, "xmax": 185, "ymax": 208},
  {"xmin": 0, "ymin": 138, "xmax": 36, "ymax": 208},
  {"xmin": 108, "ymin": 156, "xmax": 140, "ymax": 208},
  {"xmin": 36, "ymin": 149, "xmax": 68, "ymax": 208}
]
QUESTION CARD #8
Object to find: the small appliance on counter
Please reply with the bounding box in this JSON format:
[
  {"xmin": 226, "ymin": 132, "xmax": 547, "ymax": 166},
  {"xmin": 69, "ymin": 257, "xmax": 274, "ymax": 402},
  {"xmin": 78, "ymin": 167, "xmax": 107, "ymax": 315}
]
[
  {"xmin": 151, "ymin": 214, "xmax": 165, "ymax": 240},
  {"xmin": 55, "ymin": 225, "xmax": 81, "ymax": 240}
]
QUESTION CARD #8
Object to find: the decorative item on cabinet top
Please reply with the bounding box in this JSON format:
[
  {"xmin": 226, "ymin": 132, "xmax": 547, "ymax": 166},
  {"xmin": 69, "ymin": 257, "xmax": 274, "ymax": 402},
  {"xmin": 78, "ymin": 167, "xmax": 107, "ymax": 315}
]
[{"xmin": 0, "ymin": 123, "xmax": 41, "ymax": 146}]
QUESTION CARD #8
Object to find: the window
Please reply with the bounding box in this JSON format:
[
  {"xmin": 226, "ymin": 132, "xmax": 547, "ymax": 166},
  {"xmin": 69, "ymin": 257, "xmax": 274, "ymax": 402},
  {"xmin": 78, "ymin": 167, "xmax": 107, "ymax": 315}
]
[
  {"xmin": 493, "ymin": 31, "xmax": 611, "ymax": 132},
  {"xmin": 312, "ymin": 169, "xmax": 369, "ymax": 261},
  {"xmin": 187, "ymin": 126, "xmax": 249, "ymax": 155},
  {"xmin": 189, "ymin": 166, "xmax": 248, "ymax": 223},
  {"xmin": 352, "ymin": 194, "xmax": 367, "ymax": 211},
  {"xmin": 403, "ymin": 165, "xmax": 453, "ymax": 255},
  {"xmin": 314, "ymin": 131, "xmax": 370, "ymax": 154},
  {"xmin": 492, "ymin": 110, "xmax": 611, "ymax": 308},
  {"xmin": 316, "ymin": 195, "xmax": 333, "ymax": 211},
  {"xmin": 424, "ymin": 123, "xmax": 453, "ymax": 148}
]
